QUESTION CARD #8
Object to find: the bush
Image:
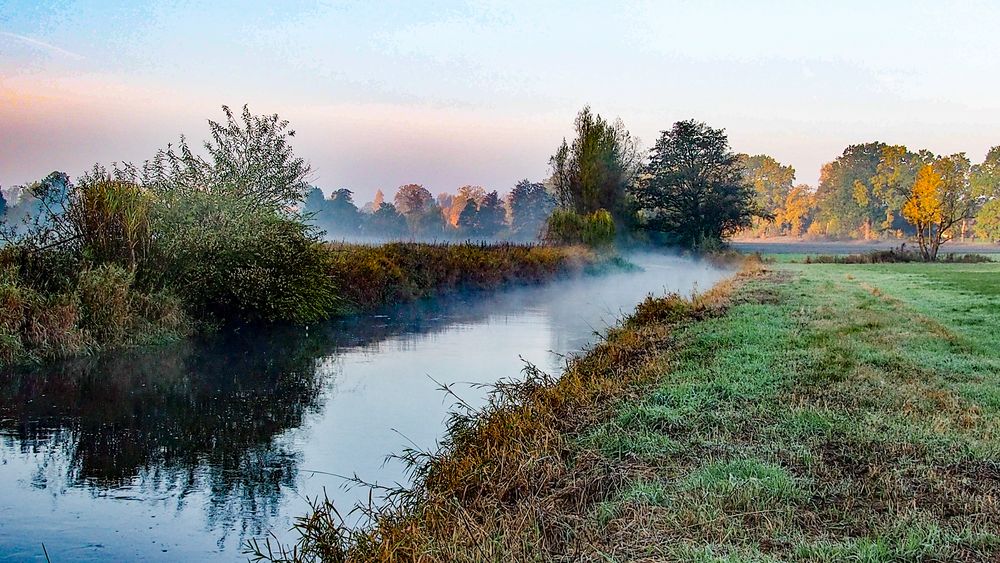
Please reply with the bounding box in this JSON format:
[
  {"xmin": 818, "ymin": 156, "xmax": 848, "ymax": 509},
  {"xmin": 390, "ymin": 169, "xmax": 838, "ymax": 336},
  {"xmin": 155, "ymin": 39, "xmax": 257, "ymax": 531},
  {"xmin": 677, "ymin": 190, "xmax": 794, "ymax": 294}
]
[
  {"xmin": 544, "ymin": 209, "xmax": 616, "ymax": 247},
  {"xmin": 71, "ymin": 179, "xmax": 154, "ymax": 269},
  {"xmin": 151, "ymin": 192, "xmax": 341, "ymax": 323},
  {"xmin": 0, "ymin": 255, "xmax": 189, "ymax": 364}
]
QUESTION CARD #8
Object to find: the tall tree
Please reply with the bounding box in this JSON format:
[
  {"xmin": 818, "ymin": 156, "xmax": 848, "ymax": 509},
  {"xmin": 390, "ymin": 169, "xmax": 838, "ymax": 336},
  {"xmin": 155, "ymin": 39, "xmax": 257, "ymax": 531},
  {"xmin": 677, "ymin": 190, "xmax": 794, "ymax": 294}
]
[
  {"xmin": 971, "ymin": 146, "xmax": 1000, "ymax": 198},
  {"xmin": 739, "ymin": 154, "xmax": 795, "ymax": 234},
  {"xmin": 633, "ymin": 120, "xmax": 760, "ymax": 247},
  {"xmin": 365, "ymin": 202, "xmax": 408, "ymax": 238},
  {"xmin": 476, "ymin": 191, "xmax": 506, "ymax": 237},
  {"xmin": 327, "ymin": 189, "xmax": 361, "ymax": 234},
  {"xmin": 782, "ymin": 184, "xmax": 815, "ymax": 237},
  {"xmin": 549, "ymin": 106, "xmax": 640, "ymax": 226},
  {"xmin": 123, "ymin": 105, "xmax": 311, "ymax": 211},
  {"xmin": 903, "ymin": 155, "xmax": 976, "ymax": 260},
  {"xmin": 972, "ymin": 146, "xmax": 1000, "ymax": 241},
  {"xmin": 456, "ymin": 199, "xmax": 479, "ymax": 235},
  {"xmin": 447, "ymin": 185, "xmax": 487, "ymax": 226},
  {"xmin": 393, "ymin": 184, "xmax": 442, "ymax": 236},
  {"xmin": 507, "ymin": 179, "xmax": 555, "ymax": 240},
  {"xmin": 813, "ymin": 143, "xmax": 885, "ymax": 238}
]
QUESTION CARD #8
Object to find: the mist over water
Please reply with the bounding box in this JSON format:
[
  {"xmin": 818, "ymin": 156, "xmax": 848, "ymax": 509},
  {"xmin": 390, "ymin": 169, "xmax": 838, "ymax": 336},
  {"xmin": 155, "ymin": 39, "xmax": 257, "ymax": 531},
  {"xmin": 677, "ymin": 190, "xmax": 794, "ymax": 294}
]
[{"xmin": 0, "ymin": 253, "xmax": 730, "ymax": 562}]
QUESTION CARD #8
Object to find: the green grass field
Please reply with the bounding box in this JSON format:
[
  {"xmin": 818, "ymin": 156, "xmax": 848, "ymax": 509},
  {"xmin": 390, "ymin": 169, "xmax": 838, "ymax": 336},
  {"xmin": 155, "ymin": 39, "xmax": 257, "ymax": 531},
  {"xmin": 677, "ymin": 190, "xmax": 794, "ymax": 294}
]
[
  {"xmin": 585, "ymin": 261, "xmax": 1000, "ymax": 561},
  {"xmin": 272, "ymin": 260, "xmax": 1000, "ymax": 562}
]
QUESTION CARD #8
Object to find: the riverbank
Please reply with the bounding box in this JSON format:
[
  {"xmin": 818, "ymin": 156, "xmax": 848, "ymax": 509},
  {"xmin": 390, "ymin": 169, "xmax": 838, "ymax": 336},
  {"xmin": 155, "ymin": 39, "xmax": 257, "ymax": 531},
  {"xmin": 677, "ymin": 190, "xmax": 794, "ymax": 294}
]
[
  {"xmin": 261, "ymin": 258, "xmax": 1000, "ymax": 561},
  {"xmin": 0, "ymin": 242, "xmax": 604, "ymax": 366},
  {"xmin": 324, "ymin": 242, "xmax": 604, "ymax": 313}
]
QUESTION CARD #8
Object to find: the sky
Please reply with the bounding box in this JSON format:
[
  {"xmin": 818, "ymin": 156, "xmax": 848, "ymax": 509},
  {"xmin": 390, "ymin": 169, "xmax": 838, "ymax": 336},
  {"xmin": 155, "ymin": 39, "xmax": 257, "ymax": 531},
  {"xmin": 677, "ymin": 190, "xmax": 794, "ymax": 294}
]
[{"xmin": 2, "ymin": 0, "xmax": 1000, "ymax": 202}]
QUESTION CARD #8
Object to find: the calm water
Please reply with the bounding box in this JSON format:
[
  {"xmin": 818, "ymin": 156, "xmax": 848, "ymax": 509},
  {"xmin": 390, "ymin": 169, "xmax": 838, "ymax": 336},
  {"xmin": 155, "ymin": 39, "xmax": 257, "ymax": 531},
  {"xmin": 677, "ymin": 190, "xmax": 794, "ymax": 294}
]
[{"xmin": 0, "ymin": 254, "xmax": 729, "ymax": 561}]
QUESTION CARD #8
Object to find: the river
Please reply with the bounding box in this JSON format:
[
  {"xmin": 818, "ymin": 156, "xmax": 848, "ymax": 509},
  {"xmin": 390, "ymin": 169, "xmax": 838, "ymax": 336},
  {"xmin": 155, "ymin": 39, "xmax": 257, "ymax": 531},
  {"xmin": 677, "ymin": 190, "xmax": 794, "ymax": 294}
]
[{"xmin": 0, "ymin": 253, "xmax": 730, "ymax": 561}]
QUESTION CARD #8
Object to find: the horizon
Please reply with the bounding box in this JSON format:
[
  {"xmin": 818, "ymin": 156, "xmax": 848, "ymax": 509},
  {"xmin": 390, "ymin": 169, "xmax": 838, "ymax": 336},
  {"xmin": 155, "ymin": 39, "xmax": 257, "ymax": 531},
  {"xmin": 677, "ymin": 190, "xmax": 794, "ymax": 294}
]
[{"xmin": 3, "ymin": 1, "xmax": 1000, "ymax": 201}]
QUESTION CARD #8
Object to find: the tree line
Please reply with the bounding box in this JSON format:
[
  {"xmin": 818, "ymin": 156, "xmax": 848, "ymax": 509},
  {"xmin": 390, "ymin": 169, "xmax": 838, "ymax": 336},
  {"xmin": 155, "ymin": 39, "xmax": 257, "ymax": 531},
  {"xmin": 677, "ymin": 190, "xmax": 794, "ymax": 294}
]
[
  {"xmin": 4, "ymin": 105, "xmax": 997, "ymax": 259},
  {"xmin": 739, "ymin": 144, "xmax": 1000, "ymax": 253},
  {"xmin": 301, "ymin": 180, "xmax": 554, "ymax": 242}
]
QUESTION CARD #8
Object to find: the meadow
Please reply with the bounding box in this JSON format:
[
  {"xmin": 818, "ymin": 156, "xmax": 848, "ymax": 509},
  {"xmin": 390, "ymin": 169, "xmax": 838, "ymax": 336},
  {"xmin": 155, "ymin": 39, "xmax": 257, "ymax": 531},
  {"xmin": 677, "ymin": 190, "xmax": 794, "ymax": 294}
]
[{"xmin": 261, "ymin": 258, "xmax": 1000, "ymax": 561}]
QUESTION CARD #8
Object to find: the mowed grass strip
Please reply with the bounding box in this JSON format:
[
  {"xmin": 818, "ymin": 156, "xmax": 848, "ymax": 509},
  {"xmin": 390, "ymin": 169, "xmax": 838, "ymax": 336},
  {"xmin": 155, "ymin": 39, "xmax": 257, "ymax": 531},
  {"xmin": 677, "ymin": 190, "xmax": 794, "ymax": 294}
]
[{"xmin": 591, "ymin": 262, "xmax": 1000, "ymax": 562}]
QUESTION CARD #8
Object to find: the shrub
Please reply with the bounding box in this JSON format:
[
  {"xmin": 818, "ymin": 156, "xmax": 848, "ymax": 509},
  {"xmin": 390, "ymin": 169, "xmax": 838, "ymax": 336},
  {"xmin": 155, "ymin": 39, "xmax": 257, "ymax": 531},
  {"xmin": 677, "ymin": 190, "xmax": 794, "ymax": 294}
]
[
  {"xmin": 77, "ymin": 264, "xmax": 137, "ymax": 344},
  {"xmin": 151, "ymin": 192, "xmax": 340, "ymax": 323},
  {"xmin": 325, "ymin": 242, "xmax": 599, "ymax": 311},
  {"xmin": 544, "ymin": 209, "xmax": 615, "ymax": 247}
]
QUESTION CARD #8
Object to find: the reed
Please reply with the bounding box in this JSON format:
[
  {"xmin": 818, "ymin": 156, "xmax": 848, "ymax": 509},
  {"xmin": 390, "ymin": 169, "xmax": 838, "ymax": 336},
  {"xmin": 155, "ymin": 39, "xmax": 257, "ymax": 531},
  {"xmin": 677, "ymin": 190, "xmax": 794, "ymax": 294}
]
[{"xmin": 324, "ymin": 241, "xmax": 600, "ymax": 312}]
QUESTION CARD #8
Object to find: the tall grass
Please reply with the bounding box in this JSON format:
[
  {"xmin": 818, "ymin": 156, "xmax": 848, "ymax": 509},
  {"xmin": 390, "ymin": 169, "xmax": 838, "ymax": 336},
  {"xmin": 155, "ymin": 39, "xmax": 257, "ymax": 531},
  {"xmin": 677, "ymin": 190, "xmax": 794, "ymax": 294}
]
[
  {"xmin": 324, "ymin": 242, "xmax": 599, "ymax": 311},
  {"xmin": 0, "ymin": 259, "xmax": 188, "ymax": 365}
]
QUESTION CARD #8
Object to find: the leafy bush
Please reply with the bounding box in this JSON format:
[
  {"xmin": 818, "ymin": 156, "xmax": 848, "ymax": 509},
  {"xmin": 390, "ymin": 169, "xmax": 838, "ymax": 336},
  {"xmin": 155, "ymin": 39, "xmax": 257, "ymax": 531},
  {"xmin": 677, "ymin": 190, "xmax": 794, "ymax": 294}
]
[
  {"xmin": 543, "ymin": 209, "xmax": 615, "ymax": 247},
  {"xmin": 151, "ymin": 191, "xmax": 340, "ymax": 323}
]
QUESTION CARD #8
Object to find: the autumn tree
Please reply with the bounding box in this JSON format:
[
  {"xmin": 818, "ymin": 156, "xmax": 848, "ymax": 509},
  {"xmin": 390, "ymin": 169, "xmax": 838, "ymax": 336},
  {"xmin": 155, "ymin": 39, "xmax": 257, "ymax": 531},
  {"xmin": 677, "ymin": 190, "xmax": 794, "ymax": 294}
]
[
  {"xmin": 549, "ymin": 106, "xmax": 640, "ymax": 226},
  {"xmin": 781, "ymin": 184, "xmax": 815, "ymax": 236},
  {"xmin": 739, "ymin": 154, "xmax": 795, "ymax": 236},
  {"xmin": 633, "ymin": 120, "xmax": 760, "ymax": 247},
  {"xmin": 867, "ymin": 145, "xmax": 932, "ymax": 233},
  {"xmin": 455, "ymin": 191, "xmax": 505, "ymax": 237},
  {"xmin": 393, "ymin": 184, "xmax": 443, "ymax": 237},
  {"xmin": 903, "ymin": 155, "xmax": 976, "ymax": 260},
  {"xmin": 446, "ymin": 185, "xmax": 487, "ymax": 226}
]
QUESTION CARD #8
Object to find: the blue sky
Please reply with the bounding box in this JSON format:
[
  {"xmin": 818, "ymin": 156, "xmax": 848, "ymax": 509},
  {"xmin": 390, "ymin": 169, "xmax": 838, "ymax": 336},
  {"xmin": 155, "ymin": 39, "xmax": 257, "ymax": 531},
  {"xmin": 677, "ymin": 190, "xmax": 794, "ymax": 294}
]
[{"xmin": 2, "ymin": 0, "xmax": 999, "ymax": 201}]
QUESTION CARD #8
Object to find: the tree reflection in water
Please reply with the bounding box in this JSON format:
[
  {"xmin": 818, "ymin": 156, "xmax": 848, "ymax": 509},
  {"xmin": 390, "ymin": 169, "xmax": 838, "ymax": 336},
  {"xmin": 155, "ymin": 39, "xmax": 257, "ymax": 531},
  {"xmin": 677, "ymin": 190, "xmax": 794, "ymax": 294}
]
[{"xmin": 0, "ymin": 291, "xmax": 516, "ymax": 545}]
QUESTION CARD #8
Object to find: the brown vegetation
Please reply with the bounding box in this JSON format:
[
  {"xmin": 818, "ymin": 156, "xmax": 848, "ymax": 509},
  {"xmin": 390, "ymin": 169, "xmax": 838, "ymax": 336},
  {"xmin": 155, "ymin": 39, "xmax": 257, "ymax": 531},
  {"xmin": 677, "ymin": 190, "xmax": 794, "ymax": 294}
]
[{"xmin": 324, "ymin": 242, "xmax": 602, "ymax": 312}]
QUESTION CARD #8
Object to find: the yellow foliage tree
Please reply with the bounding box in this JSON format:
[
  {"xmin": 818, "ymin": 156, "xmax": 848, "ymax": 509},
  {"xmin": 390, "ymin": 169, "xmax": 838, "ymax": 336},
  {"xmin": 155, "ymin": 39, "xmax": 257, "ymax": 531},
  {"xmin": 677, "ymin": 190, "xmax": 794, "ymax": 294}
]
[
  {"xmin": 903, "ymin": 157, "xmax": 974, "ymax": 260},
  {"xmin": 782, "ymin": 184, "xmax": 815, "ymax": 237}
]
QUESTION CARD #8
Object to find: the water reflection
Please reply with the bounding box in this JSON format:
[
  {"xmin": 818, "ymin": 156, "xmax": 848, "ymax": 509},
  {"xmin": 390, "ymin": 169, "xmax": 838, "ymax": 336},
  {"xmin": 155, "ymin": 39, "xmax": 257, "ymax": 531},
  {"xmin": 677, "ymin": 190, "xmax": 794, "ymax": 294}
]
[{"xmin": 0, "ymin": 254, "xmax": 729, "ymax": 561}]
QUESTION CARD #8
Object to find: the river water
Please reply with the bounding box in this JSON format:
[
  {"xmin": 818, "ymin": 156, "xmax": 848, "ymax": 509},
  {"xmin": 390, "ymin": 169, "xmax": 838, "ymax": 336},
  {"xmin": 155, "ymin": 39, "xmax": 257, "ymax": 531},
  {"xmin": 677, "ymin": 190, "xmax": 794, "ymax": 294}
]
[{"xmin": 0, "ymin": 253, "xmax": 729, "ymax": 561}]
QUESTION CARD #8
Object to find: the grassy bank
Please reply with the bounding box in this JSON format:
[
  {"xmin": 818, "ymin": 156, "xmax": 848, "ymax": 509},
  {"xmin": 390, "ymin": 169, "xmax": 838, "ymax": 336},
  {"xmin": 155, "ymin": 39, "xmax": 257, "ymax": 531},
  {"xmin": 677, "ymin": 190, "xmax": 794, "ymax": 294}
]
[
  {"xmin": 260, "ymin": 259, "xmax": 1000, "ymax": 561},
  {"xmin": 0, "ymin": 259, "xmax": 190, "ymax": 365},
  {"xmin": 325, "ymin": 242, "xmax": 601, "ymax": 313},
  {"xmin": 0, "ymin": 242, "xmax": 602, "ymax": 366}
]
